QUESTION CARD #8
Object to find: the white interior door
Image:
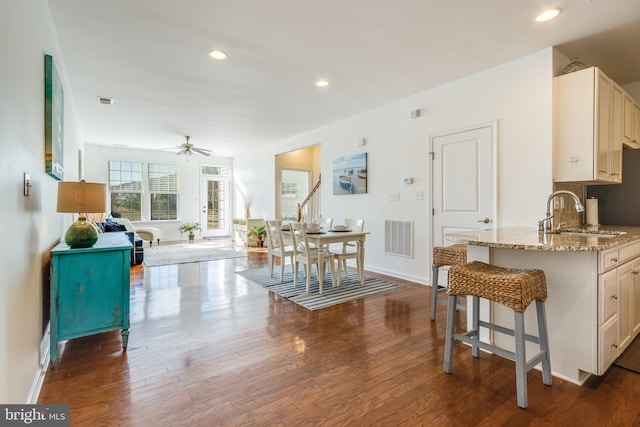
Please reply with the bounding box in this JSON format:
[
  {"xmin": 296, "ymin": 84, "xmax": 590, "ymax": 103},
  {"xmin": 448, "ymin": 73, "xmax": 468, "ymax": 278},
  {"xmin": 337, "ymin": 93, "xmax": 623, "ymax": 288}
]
[
  {"xmin": 431, "ymin": 123, "xmax": 496, "ymax": 248},
  {"xmin": 201, "ymin": 176, "xmax": 230, "ymax": 237}
]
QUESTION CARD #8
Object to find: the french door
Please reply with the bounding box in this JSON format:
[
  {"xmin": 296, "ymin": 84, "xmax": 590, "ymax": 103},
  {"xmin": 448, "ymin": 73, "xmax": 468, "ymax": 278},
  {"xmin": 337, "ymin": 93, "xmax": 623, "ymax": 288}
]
[{"xmin": 200, "ymin": 176, "xmax": 230, "ymax": 238}]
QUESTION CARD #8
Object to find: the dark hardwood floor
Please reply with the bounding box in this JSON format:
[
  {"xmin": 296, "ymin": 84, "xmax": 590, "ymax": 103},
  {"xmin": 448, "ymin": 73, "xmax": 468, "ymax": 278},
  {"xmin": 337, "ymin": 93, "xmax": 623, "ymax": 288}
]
[{"xmin": 38, "ymin": 241, "xmax": 640, "ymax": 426}]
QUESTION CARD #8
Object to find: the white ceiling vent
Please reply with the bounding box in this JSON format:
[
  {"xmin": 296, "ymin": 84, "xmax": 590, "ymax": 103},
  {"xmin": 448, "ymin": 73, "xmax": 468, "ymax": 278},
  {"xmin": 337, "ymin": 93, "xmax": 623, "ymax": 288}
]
[{"xmin": 97, "ymin": 96, "xmax": 114, "ymax": 106}]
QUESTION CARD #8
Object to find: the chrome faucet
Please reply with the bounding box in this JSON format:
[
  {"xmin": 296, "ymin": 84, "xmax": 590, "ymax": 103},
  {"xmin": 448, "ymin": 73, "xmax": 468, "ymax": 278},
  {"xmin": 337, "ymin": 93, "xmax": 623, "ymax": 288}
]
[{"xmin": 538, "ymin": 190, "xmax": 585, "ymax": 232}]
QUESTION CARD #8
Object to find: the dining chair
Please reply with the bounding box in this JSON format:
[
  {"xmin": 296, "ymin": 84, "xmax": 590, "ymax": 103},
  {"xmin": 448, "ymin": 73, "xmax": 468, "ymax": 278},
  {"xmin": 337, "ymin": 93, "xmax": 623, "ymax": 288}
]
[
  {"xmin": 265, "ymin": 220, "xmax": 294, "ymax": 282},
  {"xmin": 329, "ymin": 218, "xmax": 364, "ymax": 286},
  {"xmin": 289, "ymin": 222, "xmax": 336, "ymax": 294},
  {"xmin": 315, "ymin": 216, "xmax": 333, "ymax": 231}
]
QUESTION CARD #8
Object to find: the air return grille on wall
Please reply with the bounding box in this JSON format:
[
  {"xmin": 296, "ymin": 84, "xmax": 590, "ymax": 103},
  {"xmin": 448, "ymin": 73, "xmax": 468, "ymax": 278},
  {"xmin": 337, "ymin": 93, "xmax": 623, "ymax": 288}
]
[{"xmin": 384, "ymin": 220, "xmax": 414, "ymax": 258}]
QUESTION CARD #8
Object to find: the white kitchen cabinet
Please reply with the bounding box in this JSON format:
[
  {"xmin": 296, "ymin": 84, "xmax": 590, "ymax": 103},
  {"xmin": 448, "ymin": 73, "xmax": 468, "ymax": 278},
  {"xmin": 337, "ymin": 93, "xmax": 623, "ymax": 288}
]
[
  {"xmin": 623, "ymin": 93, "xmax": 640, "ymax": 149},
  {"xmin": 553, "ymin": 67, "xmax": 623, "ymax": 183},
  {"xmin": 618, "ymin": 262, "xmax": 632, "ymax": 352},
  {"xmin": 596, "ymin": 241, "xmax": 640, "ymax": 373}
]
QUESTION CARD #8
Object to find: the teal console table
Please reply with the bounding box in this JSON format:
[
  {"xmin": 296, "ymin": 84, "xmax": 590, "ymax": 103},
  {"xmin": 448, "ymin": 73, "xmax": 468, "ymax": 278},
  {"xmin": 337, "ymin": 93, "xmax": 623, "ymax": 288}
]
[{"xmin": 50, "ymin": 232, "xmax": 132, "ymax": 366}]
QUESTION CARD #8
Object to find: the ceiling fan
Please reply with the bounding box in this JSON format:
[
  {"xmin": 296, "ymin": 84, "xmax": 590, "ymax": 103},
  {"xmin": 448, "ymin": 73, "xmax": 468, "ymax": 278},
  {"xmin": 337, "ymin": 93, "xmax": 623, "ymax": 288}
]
[{"xmin": 168, "ymin": 136, "xmax": 212, "ymax": 156}]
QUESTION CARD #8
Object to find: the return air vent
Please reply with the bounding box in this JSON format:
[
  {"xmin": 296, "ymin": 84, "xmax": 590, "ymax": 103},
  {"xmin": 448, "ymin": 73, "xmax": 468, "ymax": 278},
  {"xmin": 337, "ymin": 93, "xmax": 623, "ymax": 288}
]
[
  {"xmin": 97, "ymin": 96, "xmax": 114, "ymax": 105},
  {"xmin": 384, "ymin": 220, "xmax": 413, "ymax": 258}
]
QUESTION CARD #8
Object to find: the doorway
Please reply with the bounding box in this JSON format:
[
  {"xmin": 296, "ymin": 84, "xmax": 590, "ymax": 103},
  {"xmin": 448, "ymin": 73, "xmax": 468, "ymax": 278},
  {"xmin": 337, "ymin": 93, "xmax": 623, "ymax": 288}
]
[{"xmin": 280, "ymin": 169, "xmax": 310, "ymax": 222}]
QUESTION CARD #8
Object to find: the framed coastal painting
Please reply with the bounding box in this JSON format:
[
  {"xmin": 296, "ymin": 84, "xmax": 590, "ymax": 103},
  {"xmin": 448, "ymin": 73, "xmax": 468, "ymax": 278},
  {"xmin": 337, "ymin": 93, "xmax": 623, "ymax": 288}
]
[
  {"xmin": 45, "ymin": 54, "xmax": 64, "ymax": 180},
  {"xmin": 332, "ymin": 152, "xmax": 367, "ymax": 195}
]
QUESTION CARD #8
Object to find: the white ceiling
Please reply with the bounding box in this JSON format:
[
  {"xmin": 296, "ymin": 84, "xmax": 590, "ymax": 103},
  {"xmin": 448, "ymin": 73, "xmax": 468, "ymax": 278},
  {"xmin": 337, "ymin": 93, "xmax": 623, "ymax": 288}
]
[{"xmin": 47, "ymin": 0, "xmax": 640, "ymax": 157}]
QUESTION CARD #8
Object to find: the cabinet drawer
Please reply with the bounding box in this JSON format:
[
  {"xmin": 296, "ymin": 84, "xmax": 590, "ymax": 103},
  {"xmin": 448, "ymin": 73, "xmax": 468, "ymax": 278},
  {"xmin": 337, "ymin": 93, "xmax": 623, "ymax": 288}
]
[
  {"xmin": 619, "ymin": 241, "xmax": 640, "ymax": 265},
  {"xmin": 599, "ymin": 268, "xmax": 618, "ymax": 324},
  {"xmin": 599, "ymin": 248, "xmax": 619, "ymax": 273},
  {"xmin": 598, "ymin": 315, "xmax": 619, "ymax": 374}
]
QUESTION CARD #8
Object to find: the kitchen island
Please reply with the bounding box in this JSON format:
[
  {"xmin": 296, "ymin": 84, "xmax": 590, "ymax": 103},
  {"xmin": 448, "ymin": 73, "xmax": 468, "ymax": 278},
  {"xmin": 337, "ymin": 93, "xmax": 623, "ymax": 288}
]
[{"xmin": 445, "ymin": 226, "xmax": 640, "ymax": 385}]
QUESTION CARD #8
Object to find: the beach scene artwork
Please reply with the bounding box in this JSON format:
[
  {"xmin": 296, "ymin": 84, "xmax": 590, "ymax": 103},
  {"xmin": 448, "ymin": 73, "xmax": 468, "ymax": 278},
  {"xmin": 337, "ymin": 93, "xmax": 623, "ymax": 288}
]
[{"xmin": 332, "ymin": 152, "xmax": 367, "ymax": 195}]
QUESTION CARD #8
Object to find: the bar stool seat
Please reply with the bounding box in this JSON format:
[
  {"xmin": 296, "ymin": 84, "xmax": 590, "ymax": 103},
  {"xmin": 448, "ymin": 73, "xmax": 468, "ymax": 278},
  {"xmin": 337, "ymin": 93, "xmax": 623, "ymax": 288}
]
[
  {"xmin": 431, "ymin": 244, "xmax": 467, "ymax": 320},
  {"xmin": 443, "ymin": 261, "xmax": 552, "ymax": 409}
]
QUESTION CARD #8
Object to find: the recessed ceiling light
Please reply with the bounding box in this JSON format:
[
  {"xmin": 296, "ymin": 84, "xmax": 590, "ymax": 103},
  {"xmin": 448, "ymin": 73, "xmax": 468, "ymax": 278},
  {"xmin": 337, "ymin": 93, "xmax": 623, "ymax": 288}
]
[
  {"xmin": 316, "ymin": 80, "xmax": 329, "ymax": 87},
  {"xmin": 535, "ymin": 8, "xmax": 562, "ymax": 22},
  {"xmin": 208, "ymin": 50, "xmax": 227, "ymax": 60}
]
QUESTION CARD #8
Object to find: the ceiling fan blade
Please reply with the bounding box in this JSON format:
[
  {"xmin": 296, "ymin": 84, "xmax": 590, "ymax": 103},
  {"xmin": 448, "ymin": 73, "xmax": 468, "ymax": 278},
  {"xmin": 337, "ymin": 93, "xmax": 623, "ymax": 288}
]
[
  {"xmin": 192, "ymin": 148, "xmax": 212, "ymax": 156},
  {"xmin": 176, "ymin": 147, "xmax": 188, "ymax": 155}
]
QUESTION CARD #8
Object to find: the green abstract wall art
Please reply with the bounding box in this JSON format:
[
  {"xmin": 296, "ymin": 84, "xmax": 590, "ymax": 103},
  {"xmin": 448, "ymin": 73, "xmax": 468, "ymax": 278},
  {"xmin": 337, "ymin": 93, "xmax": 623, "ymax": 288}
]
[{"xmin": 45, "ymin": 54, "xmax": 64, "ymax": 180}]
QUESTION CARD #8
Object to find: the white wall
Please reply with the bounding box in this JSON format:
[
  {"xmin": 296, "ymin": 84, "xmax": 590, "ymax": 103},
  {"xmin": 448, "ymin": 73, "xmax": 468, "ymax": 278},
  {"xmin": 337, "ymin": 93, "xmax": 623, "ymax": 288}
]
[
  {"xmin": 84, "ymin": 144, "xmax": 233, "ymax": 241},
  {"xmin": 235, "ymin": 49, "xmax": 555, "ymax": 283},
  {"xmin": 0, "ymin": 1, "xmax": 84, "ymax": 402}
]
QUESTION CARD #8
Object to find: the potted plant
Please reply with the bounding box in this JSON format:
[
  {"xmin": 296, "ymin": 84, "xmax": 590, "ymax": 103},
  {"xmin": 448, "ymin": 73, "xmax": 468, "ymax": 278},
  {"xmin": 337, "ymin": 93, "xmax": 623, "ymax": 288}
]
[
  {"xmin": 178, "ymin": 222, "xmax": 200, "ymax": 242},
  {"xmin": 247, "ymin": 225, "xmax": 267, "ymax": 247}
]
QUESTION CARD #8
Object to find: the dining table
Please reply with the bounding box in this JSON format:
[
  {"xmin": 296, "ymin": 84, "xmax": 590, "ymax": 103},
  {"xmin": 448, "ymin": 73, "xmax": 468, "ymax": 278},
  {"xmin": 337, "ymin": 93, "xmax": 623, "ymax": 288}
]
[{"xmin": 283, "ymin": 228, "xmax": 370, "ymax": 286}]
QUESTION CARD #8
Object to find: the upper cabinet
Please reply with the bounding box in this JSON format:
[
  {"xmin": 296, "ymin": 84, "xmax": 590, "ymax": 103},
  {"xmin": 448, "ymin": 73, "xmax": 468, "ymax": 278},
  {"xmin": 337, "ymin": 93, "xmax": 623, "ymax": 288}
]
[
  {"xmin": 553, "ymin": 67, "xmax": 623, "ymax": 184},
  {"xmin": 623, "ymin": 93, "xmax": 640, "ymax": 149}
]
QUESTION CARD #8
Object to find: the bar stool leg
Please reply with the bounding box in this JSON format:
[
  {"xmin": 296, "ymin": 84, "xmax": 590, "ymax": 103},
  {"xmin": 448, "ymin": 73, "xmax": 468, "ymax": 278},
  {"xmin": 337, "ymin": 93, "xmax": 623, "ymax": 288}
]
[
  {"xmin": 443, "ymin": 295, "xmax": 457, "ymax": 373},
  {"xmin": 471, "ymin": 296, "xmax": 480, "ymax": 358},
  {"xmin": 431, "ymin": 266, "xmax": 440, "ymax": 320},
  {"xmin": 514, "ymin": 311, "xmax": 528, "ymax": 409},
  {"xmin": 536, "ymin": 300, "xmax": 553, "ymax": 386}
]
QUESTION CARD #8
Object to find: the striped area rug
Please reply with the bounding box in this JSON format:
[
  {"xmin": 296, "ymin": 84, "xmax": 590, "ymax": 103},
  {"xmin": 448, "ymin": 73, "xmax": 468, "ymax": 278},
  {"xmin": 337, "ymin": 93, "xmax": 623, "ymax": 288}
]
[{"xmin": 236, "ymin": 267, "xmax": 401, "ymax": 310}]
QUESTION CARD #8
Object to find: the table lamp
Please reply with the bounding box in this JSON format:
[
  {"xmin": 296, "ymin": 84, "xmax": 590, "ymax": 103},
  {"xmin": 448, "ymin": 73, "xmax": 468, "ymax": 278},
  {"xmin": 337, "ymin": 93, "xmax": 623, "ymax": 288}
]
[{"xmin": 57, "ymin": 180, "xmax": 106, "ymax": 248}]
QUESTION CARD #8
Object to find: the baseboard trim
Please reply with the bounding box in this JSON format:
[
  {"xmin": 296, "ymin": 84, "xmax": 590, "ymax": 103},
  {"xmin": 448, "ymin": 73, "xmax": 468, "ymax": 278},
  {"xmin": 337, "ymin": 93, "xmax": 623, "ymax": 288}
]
[{"xmin": 26, "ymin": 325, "xmax": 50, "ymax": 404}]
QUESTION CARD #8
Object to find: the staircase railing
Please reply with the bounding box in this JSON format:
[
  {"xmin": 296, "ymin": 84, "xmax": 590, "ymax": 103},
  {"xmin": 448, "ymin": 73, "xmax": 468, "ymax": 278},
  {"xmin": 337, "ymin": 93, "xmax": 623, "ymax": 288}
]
[{"xmin": 297, "ymin": 174, "xmax": 321, "ymax": 221}]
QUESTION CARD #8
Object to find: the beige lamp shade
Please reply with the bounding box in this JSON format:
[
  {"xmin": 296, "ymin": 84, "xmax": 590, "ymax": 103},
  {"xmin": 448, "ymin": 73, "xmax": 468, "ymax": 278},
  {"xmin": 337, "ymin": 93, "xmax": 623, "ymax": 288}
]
[
  {"xmin": 57, "ymin": 181, "xmax": 106, "ymax": 214},
  {"xmin": 57, "ymin": 181, "xmax": 107, "ymax": 248}
]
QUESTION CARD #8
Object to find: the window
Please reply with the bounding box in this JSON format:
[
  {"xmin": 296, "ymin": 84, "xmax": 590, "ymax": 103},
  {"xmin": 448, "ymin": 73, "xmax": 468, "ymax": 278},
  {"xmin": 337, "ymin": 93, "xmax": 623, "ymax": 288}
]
[
  {"xmin": 148, "ymin": 163, "xmax": 178, "ymax": 220},
  {"xmin": 201, "ymin": 166, "xmax": 229, "ymax": 176},
  {"xmin": 109, "ymin": 161, "xmax": 142, "ymax": 220}
]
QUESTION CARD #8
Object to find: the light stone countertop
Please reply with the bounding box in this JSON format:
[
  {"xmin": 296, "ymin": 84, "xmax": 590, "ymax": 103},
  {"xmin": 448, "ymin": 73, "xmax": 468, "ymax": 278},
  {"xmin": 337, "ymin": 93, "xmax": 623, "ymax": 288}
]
[{"xmin": 445, "ymin": 226, "xmax": 640, "ymax": 251}]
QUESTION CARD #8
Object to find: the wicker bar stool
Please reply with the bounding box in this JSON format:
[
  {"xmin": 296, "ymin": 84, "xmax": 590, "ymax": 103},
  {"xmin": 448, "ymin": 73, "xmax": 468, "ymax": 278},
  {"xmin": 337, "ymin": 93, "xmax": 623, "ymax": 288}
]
[
  {"xmin": 443, "ymin": 261, "xmax": 552, "ymax": 409},
  {"xmin": 431, "ymin": 244, "xmax": 467, "ymax": 320}
]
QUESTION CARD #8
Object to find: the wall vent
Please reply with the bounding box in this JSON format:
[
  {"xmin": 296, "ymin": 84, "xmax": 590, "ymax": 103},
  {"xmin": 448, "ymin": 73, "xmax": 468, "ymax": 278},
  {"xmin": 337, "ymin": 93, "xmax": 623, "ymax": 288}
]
[
  {"xmin": 97, "ymin": 96, "xmax": 114, "ymax": 106},
  {"xmin": 384, "ymin": 220, "xmax": 413, "ymax": 258}
]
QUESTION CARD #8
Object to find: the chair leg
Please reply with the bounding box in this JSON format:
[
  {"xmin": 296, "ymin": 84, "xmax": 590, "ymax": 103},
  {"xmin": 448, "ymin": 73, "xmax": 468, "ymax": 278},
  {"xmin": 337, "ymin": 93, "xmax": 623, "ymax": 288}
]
[
  {"xmin": 444, "ymin": 295, "xmax": 457, "ymax": 373},
  {"xmin": 328, "ymin": 260, "xmax": 335, "ymax": 288},
  {"xmin": 536, "ymin": 300, "xmax": 553, "ymax": 386},
  {"xmin": 471, "ymin": 296, "xmax": 480, "ymax": 358},
  {"xmin": 279, "ymin": 256, "xmax": 285, "ymax": 282},
  {"xmin": 514, "ymin": 311, "xmax": 528, "ymax": 409},
  {"xmin": 431, "ymin": 266, "xmax": 439, "ymax": 320},
  {"xmin": 293, "ymin": 261, "xmax": 299, "ymax": 288},
  {"xmin": 336, "ymin": 258, "xmax": 342, "ymax": 287},
  {"xmin": 306, "ymin": 263, "xmax": 312, "ymax": 293},
  {"xmin": 268, "ymin": 254, "xmax": 274, "ymax": 278}
]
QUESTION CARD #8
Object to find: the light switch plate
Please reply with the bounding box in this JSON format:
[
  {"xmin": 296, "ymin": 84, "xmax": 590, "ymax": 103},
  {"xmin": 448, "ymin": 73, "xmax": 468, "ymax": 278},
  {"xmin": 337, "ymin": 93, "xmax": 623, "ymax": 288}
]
[{"xmin": 23, "ymin": 173, "xmax": 31, "ymax": 196}]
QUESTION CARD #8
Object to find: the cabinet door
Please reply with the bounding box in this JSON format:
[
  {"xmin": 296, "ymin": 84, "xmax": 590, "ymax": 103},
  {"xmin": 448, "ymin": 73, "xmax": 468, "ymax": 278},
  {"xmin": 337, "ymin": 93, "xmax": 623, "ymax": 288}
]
[
  {"xmin": 624, "ymin": 94, "xmax": 634, "ymax": 145},
  {"xmin": 633, "ymin": 259, "xmax": 640, "ymax": 336},
  {"xmin": 634, "ymin": 102, "xmax": 640, "ymax": 148},
  {"xmin": 609, "ymin": 83, "xmax": 623, "ymax": 182},
  {"xmin": 618, "ymin": 263, "xmax": 632, "ymax": 351},
  {"xmin": 596, "ymin": 71, "xmax": 611, "ymax": 181},
  {"xmin": 599, "ymin": 268, "xmax": 618, "ymax": 324},
  {"xmin": 599, "ymin": 316, "xmax": 619, "ymax": 374}
]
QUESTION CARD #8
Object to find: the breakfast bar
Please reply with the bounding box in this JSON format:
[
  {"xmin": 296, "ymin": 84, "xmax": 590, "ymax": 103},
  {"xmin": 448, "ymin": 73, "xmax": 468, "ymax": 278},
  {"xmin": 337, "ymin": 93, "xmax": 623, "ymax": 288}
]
[{"xmin": 445, "ymin": 226, "xmax": 640, "ymax": 385}]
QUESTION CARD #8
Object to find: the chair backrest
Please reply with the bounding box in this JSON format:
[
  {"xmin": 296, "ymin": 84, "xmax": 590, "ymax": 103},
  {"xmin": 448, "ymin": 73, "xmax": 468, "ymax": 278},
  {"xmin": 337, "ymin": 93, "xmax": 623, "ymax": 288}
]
[
  {"xmin": 265, "ymin": 220, "xmax": 280, "ymax": 250},
  {"xmin": 316, "ymin": 216, "xmax": 333, "ymax": 231},
  {"xmin": 344, "ymin": 218, "xmax": 364, "ymax": 232},
  {"xmin": 289, "ymin": 222, "xmax": 311, "ymax": 257}
]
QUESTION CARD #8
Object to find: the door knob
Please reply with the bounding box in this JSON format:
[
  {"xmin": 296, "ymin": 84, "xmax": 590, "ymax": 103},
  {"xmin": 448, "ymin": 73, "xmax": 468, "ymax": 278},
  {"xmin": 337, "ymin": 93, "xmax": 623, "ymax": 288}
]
[{"xmin": 477, "ymin": 218, "xmax": 490, "ymax": 224}]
